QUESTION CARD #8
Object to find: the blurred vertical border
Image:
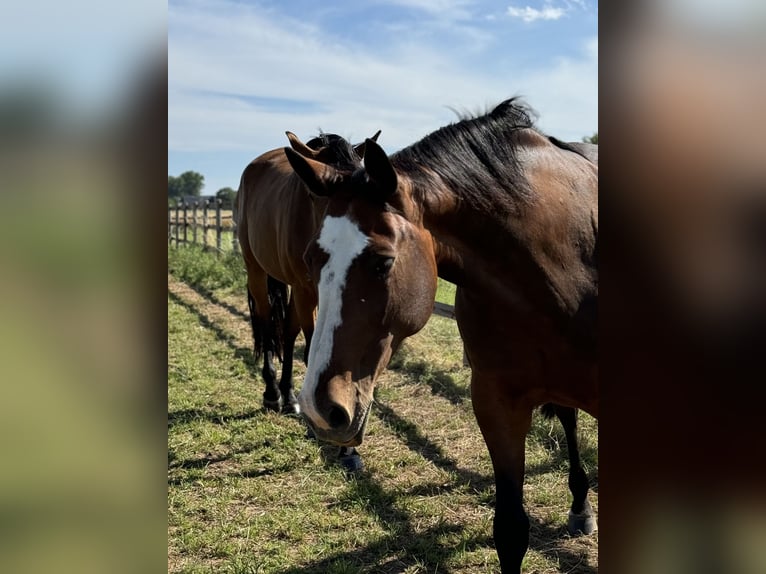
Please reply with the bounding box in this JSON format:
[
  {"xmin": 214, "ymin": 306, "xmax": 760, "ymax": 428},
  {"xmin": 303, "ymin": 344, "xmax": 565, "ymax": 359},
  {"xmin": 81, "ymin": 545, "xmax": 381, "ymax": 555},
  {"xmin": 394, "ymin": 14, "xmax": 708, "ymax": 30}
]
[
  {"xmin": 0, "ymin": 2, "xmax": 167, "ymax": 573},
  {"xmin": 601, "ymin": 0, "xmax": 766, "ymax": 572}
]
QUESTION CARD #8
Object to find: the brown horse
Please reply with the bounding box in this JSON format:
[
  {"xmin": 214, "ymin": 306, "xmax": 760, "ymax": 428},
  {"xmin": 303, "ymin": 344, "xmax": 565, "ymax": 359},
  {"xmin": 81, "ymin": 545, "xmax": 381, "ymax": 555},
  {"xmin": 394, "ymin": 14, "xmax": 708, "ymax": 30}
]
[
  {"xmin": 235, "ymin": 131, "xmax": 377, "ymax": 415},
  {"xmin": 284, "ymin": 99, "xmax": 598, "ymax": 573}
]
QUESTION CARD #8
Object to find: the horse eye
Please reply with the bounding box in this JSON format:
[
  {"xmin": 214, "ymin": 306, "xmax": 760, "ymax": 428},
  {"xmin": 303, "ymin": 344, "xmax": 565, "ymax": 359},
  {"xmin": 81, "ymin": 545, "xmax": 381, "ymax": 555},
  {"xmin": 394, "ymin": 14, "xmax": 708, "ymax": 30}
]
[{"xmin": 373, "ymin": 255, "xmax": 395, "ymax": 277}]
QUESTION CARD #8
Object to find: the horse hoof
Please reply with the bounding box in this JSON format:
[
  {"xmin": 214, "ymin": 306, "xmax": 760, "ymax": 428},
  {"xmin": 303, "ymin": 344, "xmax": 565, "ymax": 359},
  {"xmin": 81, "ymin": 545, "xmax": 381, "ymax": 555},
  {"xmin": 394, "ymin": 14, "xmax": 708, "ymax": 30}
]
[
  {"xmin": 339, "ymin": 452, "xmax": 364, "ymax": 474},
  {"xmin": 263, "ymin": 397, "xmax": 282, "ymax": 412},
  {"xmin": 305, "ymin": 427, "xmax": 316, "ymax": 440},
  {"xmin": 281, "ymin": 401, "xmax": 301, "ymax": 416},
  {"xmin": 568, "ymin": 511, "xmax": 597, "ymax": 536}
]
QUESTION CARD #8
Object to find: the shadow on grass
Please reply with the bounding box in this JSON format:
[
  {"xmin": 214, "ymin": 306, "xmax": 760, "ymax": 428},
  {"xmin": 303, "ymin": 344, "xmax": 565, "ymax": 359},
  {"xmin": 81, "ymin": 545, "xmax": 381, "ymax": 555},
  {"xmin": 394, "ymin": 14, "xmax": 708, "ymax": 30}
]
[
  {"xmin": 373, "ymin": 400, "xmax": 493, "ymax": 493},
  {"xmin": 169, "ymin": 289, "xmax": 258, "ymax": 375},
  {"xmin": 167, "ymin": 440, "xmax": 274, "ymax": 486},
  {"xmin": 273, "ymin": 472, "xmax": 596, "ymax": 573},
  {"xmin": 275, "ymin": 525, "xmax": 492, "ymax": 574},
  {"xmin": 181, "ymin": 280, "xmax": 251, "ymax": 323},
  {"xmin": 169, "ymin": 284, "xmax": 308, "ymax": 383},
  {"xmin": 389, "ymin": 347, "xmax": 470, "ymax": 406},
  {"xmin": 529, "ymin": 517, "xmax": 598, "ymax": 573},
  {"xmin": 275, "ymin": 467, "xmax": 494, "ymax": 574},
  {"xmin": 168, "ymin": 407, "xmax": 262, "ymax": 428},
  {"xmin": 185, "ymin": 280, "xmax": 310, "ymax": 363}
]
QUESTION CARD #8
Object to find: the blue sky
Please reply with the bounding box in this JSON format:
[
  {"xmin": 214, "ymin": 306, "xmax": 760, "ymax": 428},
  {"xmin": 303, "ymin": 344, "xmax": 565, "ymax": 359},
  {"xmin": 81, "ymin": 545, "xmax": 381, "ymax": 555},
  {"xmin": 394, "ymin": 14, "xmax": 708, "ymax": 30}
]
[{"xmin": 169, "ymin": 0, "xmax": 597, "ymax": 194}]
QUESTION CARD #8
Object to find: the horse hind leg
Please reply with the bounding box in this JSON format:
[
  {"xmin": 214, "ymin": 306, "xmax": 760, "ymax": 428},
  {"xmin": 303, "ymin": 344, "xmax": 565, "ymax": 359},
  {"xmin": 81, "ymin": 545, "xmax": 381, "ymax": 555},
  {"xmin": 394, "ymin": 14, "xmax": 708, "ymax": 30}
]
[
  {"xmin": 246, "ymin": 274, "xmax": 281, "ymax": 412},
  {"xmin": 549, "ymin": 404, "xmax": 597, "ymax": 536},
  {"xmin": 276, "ymin": 286, "xmax": 301, "ymax": 415}
]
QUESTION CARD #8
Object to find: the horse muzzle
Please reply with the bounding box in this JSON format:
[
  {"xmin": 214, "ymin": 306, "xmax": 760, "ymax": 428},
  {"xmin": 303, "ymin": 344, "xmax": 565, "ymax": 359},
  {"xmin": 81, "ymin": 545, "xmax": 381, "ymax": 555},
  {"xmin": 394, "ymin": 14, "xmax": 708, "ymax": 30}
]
[{"xmin": 302, "ymin": 400, "xmax": 372, "ymax": 447}]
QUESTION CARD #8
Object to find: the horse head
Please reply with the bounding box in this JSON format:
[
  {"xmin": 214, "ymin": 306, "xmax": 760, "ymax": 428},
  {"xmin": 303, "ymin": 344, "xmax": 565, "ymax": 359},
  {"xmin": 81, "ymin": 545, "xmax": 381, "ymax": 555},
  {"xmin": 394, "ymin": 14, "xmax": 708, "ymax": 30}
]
[{"xmin": 284, "ymin": 137, "xmax": 437, "ymax": 446}]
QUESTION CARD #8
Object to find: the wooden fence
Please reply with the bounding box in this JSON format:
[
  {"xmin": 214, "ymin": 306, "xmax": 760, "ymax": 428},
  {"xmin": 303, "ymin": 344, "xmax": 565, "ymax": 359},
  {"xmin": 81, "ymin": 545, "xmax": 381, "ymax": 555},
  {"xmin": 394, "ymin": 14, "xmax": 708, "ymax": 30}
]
[{"xmin": 168, "ymin": 198, "xmax": 239, "ymax": 253}]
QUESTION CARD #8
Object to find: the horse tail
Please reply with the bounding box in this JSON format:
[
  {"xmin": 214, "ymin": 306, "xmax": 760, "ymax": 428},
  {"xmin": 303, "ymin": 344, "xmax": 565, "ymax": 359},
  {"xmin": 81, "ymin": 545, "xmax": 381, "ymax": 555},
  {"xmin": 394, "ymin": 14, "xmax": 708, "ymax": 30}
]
[
  {"xmin": 267, "ymin": 275, "xmax": 288, "ymax": 363},
  {"xmin": 540, "ymin": 402, "xmax": 557, "ymax": 419},
  {"xmin": 247, "ymin": 286, "xmax": 263, "ymax": 363}
]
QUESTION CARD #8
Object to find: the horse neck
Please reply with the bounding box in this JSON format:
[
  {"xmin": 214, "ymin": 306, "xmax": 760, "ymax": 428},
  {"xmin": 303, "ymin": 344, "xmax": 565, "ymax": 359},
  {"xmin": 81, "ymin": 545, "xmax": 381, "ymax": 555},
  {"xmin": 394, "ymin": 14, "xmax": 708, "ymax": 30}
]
[
  {"xmin": 409, "ymin": 171, "xmax": 597, "ymax": 321},
  {"xmin": 418, "ymin": 188, "xmax": 543, "ymax": 314}
]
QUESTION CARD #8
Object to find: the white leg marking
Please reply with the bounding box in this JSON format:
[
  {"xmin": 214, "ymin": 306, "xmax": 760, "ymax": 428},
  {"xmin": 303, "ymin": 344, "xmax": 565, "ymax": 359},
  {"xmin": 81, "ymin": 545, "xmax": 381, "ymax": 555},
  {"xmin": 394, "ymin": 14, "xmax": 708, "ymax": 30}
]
[{"xmin": 299, "ymin": 215, "xmax": 368, "ymax": 429}]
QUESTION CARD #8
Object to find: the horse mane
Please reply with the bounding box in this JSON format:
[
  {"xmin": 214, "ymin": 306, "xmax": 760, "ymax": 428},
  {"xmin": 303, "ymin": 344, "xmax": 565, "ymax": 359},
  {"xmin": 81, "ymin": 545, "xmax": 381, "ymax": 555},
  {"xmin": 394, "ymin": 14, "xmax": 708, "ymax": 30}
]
[
  {"xmin": 391, "ymin": 97, "xmax": 539, "ymax": 211},
  {"xmin": 305, "ymin": 131, "xmax": 361, "ymax": 171}
]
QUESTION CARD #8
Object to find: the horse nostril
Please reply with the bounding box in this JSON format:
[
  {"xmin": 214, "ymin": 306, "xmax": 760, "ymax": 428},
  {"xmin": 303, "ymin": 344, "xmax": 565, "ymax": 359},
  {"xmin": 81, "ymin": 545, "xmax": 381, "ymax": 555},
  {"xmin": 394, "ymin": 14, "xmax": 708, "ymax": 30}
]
[{"xmin": 328, "ymin": 404, "xmax": 351, "ymax": 430}]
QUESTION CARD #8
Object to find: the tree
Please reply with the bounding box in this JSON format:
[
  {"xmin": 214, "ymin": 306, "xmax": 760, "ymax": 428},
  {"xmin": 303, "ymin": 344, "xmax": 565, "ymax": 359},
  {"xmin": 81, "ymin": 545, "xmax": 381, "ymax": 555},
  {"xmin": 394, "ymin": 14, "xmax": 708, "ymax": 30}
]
[
  {"xmin": 582, "ymin": 132, "xmax": 598, "ymax": 144},
  {"xmin": 216, "ymin": 187, "xmax": 237, "ymax": 210},
  {"xmin": 168, "ymin": 170, "xmax": 205, "ymax": 202}
]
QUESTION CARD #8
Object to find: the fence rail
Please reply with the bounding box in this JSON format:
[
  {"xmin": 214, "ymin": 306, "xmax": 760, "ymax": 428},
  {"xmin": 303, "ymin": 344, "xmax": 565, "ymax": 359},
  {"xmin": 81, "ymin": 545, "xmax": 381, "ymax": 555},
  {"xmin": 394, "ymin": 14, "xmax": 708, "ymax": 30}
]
[{"xmin": 168, "ymin": 198, "xmax": 239, "ymax": 253}]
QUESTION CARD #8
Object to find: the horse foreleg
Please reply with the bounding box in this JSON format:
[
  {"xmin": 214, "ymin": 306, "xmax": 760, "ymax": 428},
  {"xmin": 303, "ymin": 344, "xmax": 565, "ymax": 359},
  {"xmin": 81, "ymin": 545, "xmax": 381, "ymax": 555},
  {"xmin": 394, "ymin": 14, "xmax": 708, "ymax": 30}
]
[
  {"xmin": 553, "ymin": 405, "xmax": 597, "ymax": 535},
  {"xmin": 472, "ymin": 372, "xmax": 533, "ymax": 574}
]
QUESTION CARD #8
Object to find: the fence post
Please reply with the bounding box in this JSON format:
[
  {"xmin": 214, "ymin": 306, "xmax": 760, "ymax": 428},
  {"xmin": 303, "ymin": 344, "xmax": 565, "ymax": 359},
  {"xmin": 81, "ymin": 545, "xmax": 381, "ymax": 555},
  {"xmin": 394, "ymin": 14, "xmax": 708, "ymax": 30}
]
[
  {"xmin": 182, "ymin": 199, "xmax": 188, "ymax": 244},
  {"xmin": 192, "ymin": 200, "xmax": 198, "ymax": 245},
  {"xmin": 175, "ymin": 201, "xmax": 180, "ymax": 245},
  {"xmin": 202, "ymin": 198, "xmax": 209, "ymax": 249},
  {"xmin": 168, "ymin": 204, "xmax": 172, "ymax": 245},
  {"xmin": 215, "ymin": 197, "xmax": 222, "ymax": 254}
]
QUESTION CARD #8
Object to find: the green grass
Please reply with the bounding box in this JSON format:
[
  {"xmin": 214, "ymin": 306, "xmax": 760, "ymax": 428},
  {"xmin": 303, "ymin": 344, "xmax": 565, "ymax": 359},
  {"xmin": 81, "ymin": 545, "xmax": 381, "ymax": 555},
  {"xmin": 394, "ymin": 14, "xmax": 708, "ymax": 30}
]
[
  {"xmin": 168, "ymin": 249, "xmax": 598, "ymax": 573},
  {"xmin": 168, "ymin": 244, "xmax": 246, "ymax": 293},
  {"xmin": 435, "ymin": 279, "xmax": 456, "ymax": 306}
]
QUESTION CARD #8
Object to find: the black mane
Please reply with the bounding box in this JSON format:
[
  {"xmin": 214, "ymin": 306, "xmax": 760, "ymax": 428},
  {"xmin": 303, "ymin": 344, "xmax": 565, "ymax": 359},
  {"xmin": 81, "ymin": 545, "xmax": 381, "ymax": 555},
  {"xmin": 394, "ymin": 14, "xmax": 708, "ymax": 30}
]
[
  {"xmin": 391, "ymin": 98, "xmax": 539, "ymax": 210},
  {"xmin": 305, "ymin": 132, "xmax": 361, "ymax": 171}
]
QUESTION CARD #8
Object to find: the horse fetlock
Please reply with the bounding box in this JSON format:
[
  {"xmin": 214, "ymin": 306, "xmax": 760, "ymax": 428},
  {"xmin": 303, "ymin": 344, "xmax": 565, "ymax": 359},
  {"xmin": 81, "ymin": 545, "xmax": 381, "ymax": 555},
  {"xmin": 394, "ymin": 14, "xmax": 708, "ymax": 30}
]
[
  {"xmin": 567, "ymin": 509, "xmax": 598, "ymax": 536},
  {"xmin": 262, "ymin": 395, "xmax": 283, "ymax": 412}
]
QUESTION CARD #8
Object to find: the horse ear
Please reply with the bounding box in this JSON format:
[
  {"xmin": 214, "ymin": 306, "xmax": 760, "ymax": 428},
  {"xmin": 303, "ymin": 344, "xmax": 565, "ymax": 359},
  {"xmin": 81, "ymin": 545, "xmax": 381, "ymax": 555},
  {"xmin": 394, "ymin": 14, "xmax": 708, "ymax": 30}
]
[
  {"xmin": 353, "ymin": 130, "xmax": 381, "ymax": 159},
  {"xmin": 285, "ymin": 131, "xmax": 320, "ymax": 159},
  {"xmin": 364, "ymin": 138, "xmax": 397, "ymax": 195},
  {"xmin": 284, "ymin": 147, "xmax": 337, "ymax": 197}
]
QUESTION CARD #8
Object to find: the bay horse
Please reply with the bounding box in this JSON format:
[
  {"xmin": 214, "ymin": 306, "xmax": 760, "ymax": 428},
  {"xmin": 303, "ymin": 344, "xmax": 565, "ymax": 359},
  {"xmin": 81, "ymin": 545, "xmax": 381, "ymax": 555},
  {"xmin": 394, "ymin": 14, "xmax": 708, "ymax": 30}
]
[
  {"xmin": 284, "ymin": 98, "xmax": 598, "ymax": 572},
  {"xmin": 236, "ymin": 131, "xmax": 377, "ymax": 415},
  {"xmin": 236, "ymin": 131, "xmax": 379, "ymax": 471}
]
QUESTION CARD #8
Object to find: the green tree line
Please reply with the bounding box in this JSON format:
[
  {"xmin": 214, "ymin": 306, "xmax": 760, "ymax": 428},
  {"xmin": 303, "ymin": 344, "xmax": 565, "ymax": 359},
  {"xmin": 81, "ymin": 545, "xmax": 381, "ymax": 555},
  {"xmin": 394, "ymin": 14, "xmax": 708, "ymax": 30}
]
[{"xmin": 168, "ymin": 170, "xmax": 236, "ymax": 209}]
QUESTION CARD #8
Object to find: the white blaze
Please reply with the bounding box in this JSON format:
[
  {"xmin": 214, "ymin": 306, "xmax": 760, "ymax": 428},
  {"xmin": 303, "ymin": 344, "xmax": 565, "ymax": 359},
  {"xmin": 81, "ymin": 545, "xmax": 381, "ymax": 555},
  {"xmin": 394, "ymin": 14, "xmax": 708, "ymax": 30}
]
[{"xmin": 299, "ymin": 215, "xmax": 369, "ymax": 429}]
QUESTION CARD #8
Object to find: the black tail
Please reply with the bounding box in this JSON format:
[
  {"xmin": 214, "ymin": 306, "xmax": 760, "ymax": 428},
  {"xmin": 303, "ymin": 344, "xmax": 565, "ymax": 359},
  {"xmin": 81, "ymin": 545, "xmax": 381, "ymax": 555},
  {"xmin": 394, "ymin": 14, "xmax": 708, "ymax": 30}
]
[
  {"xmin": 266, "ymin": 275, "xmax": 288, "ymax": 363},
  {"xmin": 246, "ymin": 276, "xmax": 288, "ymax": 364}
]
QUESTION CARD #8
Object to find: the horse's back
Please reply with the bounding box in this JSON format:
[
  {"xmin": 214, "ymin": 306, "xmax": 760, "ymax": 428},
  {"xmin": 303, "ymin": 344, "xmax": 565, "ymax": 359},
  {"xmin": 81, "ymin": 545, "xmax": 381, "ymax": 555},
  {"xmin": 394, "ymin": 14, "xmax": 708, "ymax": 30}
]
[
  {"xmin": 548, "ymin": 137, "xmax": 598, "ymax": 166},
  {"xmin": 239, "ymin": 149, "xmax": 321, "ymax": 288}
]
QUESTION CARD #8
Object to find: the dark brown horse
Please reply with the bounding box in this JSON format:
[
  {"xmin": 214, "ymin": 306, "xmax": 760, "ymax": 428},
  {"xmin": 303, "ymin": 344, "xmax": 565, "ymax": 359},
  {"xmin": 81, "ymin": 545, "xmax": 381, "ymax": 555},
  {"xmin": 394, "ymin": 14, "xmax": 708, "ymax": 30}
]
[
  {"xmin": 235, "ymin": 132, "xmax": 377, "ymax": 415},
  {"xmin": 284, "ymin": 99, "xmax": 598, "ymax": 572}
]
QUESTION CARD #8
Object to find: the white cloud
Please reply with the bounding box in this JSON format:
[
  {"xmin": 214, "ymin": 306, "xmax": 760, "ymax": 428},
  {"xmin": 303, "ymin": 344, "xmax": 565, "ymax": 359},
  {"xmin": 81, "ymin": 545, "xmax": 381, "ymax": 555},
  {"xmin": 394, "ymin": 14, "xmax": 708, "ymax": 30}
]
[
  {"xmin": 376, "ymin": 0, "xmax": 474, "ymax": 20},
  {"xmin": 169, "ymin": 0, "xmax": 596, "ymax": 191},
  {"xmin": 507, "ymin": 5, "xmax": 566, "ymax": 22}
]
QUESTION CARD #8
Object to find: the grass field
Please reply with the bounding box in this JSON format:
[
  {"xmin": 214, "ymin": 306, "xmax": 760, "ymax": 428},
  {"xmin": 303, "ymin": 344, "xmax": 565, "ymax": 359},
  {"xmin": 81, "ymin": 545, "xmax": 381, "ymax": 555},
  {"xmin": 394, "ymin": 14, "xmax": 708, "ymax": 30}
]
[{"xmin": 168, "ymin": 246, "xmax": 598, "ymax": 573}]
